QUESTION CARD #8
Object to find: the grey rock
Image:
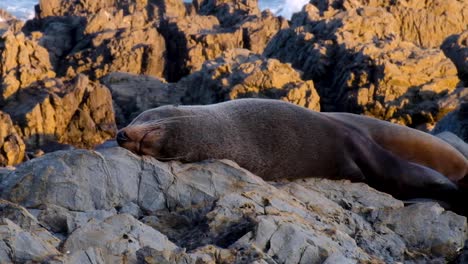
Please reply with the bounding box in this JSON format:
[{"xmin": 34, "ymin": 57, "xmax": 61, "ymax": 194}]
[
  {"xmin": 375, "ymin": 202, "xmax": 467, "ymax": 259},
  {"xmin": 119, "ymin": 202, "xmax": 142, "ymax": 218},
  {"xmin": 66, "ymin": 247, "xmax": 107, "ymax": 264},
  {"xmin": 0, "ymin": 219, "xmax": 60, "ymax": 263},
  {"xmin": 101, "ymin": 72, "xmax": 186, "ymax": 126},
  {"xmin": 0, "ymin": 148, "xmax": 466, "ymax": 263},
  {"xmin": 63, "ymin": 214, "xmax": 177, "ymax": 263}
]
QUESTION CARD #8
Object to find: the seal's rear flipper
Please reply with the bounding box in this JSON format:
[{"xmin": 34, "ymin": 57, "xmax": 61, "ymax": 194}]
[{"xmin": 349, "ymin": 133, "xmax": 459, "ymax": 203}]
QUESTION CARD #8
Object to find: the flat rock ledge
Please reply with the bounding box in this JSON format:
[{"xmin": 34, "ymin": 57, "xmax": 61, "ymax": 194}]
[{"xmin": 0, "ymin": 147, "xmax": 466, "ymax": 263}]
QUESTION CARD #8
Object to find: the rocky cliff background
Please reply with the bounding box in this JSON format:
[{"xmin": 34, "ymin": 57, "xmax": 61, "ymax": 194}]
[{"xmin": 0, "ymin": 0, "xmax": 467, "ymax": 263}]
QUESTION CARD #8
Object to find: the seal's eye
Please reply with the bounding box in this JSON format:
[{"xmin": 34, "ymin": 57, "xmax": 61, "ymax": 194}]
[{"xmin": 116, "ymin": 131, "xmax": 129, "ymax": 145}]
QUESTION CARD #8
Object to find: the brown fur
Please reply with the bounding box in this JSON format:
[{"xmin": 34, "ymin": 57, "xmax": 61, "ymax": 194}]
[{"xmin": 118, "ymin": 99, "xmax": 468, "ymax": 202}]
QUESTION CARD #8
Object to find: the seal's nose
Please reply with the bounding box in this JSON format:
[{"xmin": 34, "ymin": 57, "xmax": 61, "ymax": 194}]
[{"xmin": 116, "ymin": 130, "xmax": 129, "ymax": 145}]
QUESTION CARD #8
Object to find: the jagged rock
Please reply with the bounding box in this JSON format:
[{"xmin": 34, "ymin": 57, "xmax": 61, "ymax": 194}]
[
  {"xmin": 102, "ymin": 72, "xmax": 185, "ymax": 127},
  {"xmin": 194, "ymin": 0, "xmax": 260, "ymax": 27},
  {"xmin": 307, "ymin": 0, "xmax": 468, "ymax": 48},
  {"xmin": 2, "ymin": 74, "xmax": 116, "ymax": 150},
  {"xmin": 237, "ymin": 10, "xmax": 289, "ymax": 54},
  {"xmin": 0, "ymin": 112, "xmax": 25, "ymax": 166},
  {"xmin": 433, "ymin": 101, "xmax": 468, "ymax": 142},
  {"xmin": 0, "ymin": 147, "xmax": 465, "ymax": 262},
  {"xmin": 0, "ymin": 29, "xmax": 55, "ymax": 102},
  {"xmin": 37, "ymin": 0, "xmax": 149, "ymax": 18},
  {"xmin": 64, "ymin": 24, "xmax": 166, "ymax": 80},
  {"xmin": 180, "ymin": 49, "xmax": 321, "ymax": 110},
  {"xmin": 345, "ymin": 41, "xmax": 460, "ymax": 125},
  {"xmin": 0, "ymin": 200, "xmax": 61, "ymax": 248},
  {"xmin": 0, "ymin": 219, "xmax": 60, "ymax": 263},
  {"xmin": 31, "ymin": 0, "xmax": 166, "ymax": 80},
  {"xmin": 66, "ymin": 247, "xmax": 107, "ymax": 264},
  {"xmin": 37, "ymin": 204, "xmax": 117, "ymax": 234},
  {"xmin": 442, "ymin": 31, "xmax": 468, "ymax": 85},
  {"xmin": 266, "ymin": 5, "xmax": 460, "ymax": 126},
  {"xmin": 161, "ymin": 8, "xmax": 286, "ymax": 81},
  {"xmin": 161, "ymin": 14, "xmax": 241, "ymax": 81},
  {"xmin": 63, "ymin": 214, "xmax": 177, "ymax": 263},
  {"xmin": 375, "ymin": 203, "xmax": 466, "ymax": 259}
]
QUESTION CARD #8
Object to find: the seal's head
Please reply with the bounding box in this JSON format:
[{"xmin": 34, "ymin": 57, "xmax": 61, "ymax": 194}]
[{"xmin": 116, "ymin": 109, "xmax": 168, "ymax": 157}]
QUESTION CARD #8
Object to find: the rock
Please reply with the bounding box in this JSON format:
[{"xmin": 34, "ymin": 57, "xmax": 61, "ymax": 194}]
[
  {"xmin": 307, "ymin": 0, "xmax": 468, "ymax": 48},
  {"xmin": 179, "ymin": 49, "xmax": 320, "ymax": 110},
  {"xmin": 194, "ymin": 0, "xmax": 260, "ymax": 27},
  {"xmin": 102, "ymin": 72, "xmax": 186, "ymax": 127},
  {"xmin": 433, "ymin": 101, "xmax": 468, "ymax": 142},
  {"xmin": 265, "ymin": 4, "xmax": 460, "ymax": 126},
  {"xmin": 161, "ymin": 14, "xmax": 241, "ymax": 81},
  {"xmin": 2, "ymin": 74, "xmax": 116, "ymax": 150},
  {"xmin": 66, "ymin": 247, "xmax": 107, "ymax": 264},
  {"xmin": 237, "ymin": 10, "xmax": 289, "ymax": 54},
  {"xmin": 64, "ymin": 25, "xmax": 166, "ymax": 80},
  {"xmin": 376, "ymin": 203, "xmax": 466, "ymax": 259},
  {"xmin": 37, "ymin": 204, "xmax": 117, "ymax": 234},
  {"xmin": 63, "ymin": 214, "xmax": 177, "ymax": 263},
  {"xmin": 442, "ymin": 30, "xmax": 468, "ymax": 85},
  {"xmin": 119, "ymin": 202, "xmax": 142, "ymax": 218},
  {"xmin": 0, "ymin": 29, "xmax": 55, "ymax": 102},
  {"xmin": 161, "ymin": 8, "xmax": 286, "ymax": 81},
  {"xmin": 31, "ymin": 0, "xmax": 167, "ymax": 80},
  {"xmin": 0, "ymin": 112, "xmax": 25, "ymax": 166},
  {"xmin": 1, "ymin": 147, "xmax": 465, "ymax": 262},
  {"xmin": 0, "ymin": 219, "xmax": 60, "ymax": 263},
  {"xmin": 37, "ymin": 0, "xmax": 148, "ymax": 18}
]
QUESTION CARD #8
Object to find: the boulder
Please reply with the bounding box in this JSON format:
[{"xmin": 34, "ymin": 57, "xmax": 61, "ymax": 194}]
[
  {"xmin": 0, "ymin": 29, "xmax": 55, "ymax": 102},
  {"xmin": 265, "ymin": 4, "xmax": 461, "ymax": 126},
  {"xmin": 179, "ymin": 49, "xmax": 320, "ymax": 110},
  {"xmin": 64, "ymin": 23, "xmax": 166, "ymax": 80},
  {"xmin": 194, "ymin": 0, "xmax": 260, "ymax": 27},
  {"xmin": 63, "ymin": 214, "xmax": 177, "ymax": 263},
  {"xmin": 2, "ymin": 74, "xmax": 116, "ymax": 150},
  {"xmin": 0, "ymin": 219, "xmax": 61, "ymax": 263},
  {"xmin": 442, "ymin": 31, "xmax": 468, "ymax": 85},
  {"xmin": 32, "ymin": 0, "xmax": 167, "ymax": 80},
  {"xmin": 0, "ymin": 112, "xmax": 25, "ymax": 166},
  {"xmin": 0, "ymin": 147, "xmax": 465, "ymax": 263},
  {"xmin": 433, "ymin": 101, "xmax": 468, "ymax": 142},
  {"xmin": 101, "ymin": 72, "xmax": 184, "ymax": 127},
  {"xmin": 160, "ymin": 8, "xmax": 286, "ymax": 81},
  {"xmin": 307, "ymin": 0, "xmax": 468, "ymax": 48}
]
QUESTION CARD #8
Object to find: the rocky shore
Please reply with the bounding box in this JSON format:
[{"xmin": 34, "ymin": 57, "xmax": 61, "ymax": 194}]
[{"xmin": 0, "ymin": 0, "xmax": 467, "ymax": 263}]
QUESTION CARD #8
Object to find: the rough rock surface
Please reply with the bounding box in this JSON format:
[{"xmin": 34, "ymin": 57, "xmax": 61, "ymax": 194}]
[
  {"xmin": 2, "ymin": 74, "xmax": 116, "ymax": 150},
  {"xmin": 308, "ymin": 0, "xmax": 468, "ymax": 49},
  {"xmin": 102, "ymin": 72, "xmax": 186, "ymax": 127},
  {"xmin": 0, "ymin": 29, "xmax": 55, "ymax": 102},
  {"xmin": 442, "ymin": 30, "xmax": 468, "ymax": 85},
  {"xmin": 0, "ymin": 147, "xmax": 466, "ymax": 263},
  {"xmin": 194, "ymin": 0, "xmax": 260, "ymax": 27},
  {"xmin": 264, "ymin": 2, "xmax": 463, "ymax": 126},
  {"xmin": 180, "ymin": 49, "xmax": 321, "ymax": 111},
  {"xmin": 433, "ymin": 101, "xmax": 468, "ymax": 142},
  {"xmin": 0, "ymin": 112, "xmax": 25, "ymax": 166}
]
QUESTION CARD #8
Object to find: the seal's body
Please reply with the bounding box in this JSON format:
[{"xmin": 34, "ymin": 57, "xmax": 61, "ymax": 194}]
[{"xmin": 117, "ymin": 99, "xmax": 468, "ymax": 201}]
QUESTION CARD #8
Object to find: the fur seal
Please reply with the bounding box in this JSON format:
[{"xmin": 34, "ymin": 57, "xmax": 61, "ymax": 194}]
[{"xmin": 117, "ymin": 99, "xmax": 468, "ymax": 202}]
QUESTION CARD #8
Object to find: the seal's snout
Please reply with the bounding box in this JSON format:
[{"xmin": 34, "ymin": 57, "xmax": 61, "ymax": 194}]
[{"xmin": 116, "ymin": 130, "xmax": 129, "ymax": 145}]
